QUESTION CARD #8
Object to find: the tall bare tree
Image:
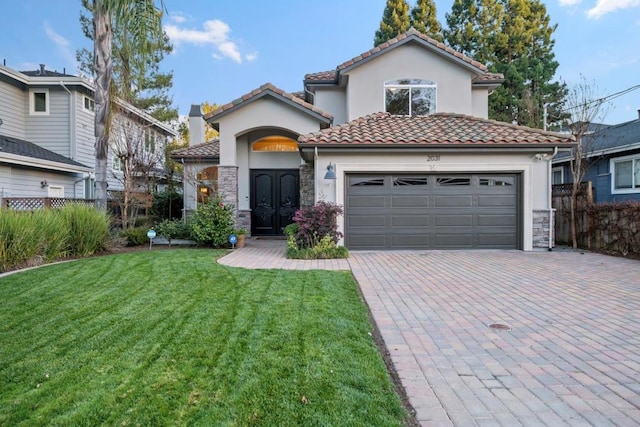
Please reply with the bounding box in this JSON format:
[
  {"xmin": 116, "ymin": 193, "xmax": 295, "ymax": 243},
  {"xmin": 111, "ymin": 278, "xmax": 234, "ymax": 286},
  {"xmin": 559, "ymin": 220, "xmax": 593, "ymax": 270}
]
[
  {"xmin": 564, "ymin": 75, "xmax": 610, "ymax": 248},
  {"xmin": 91, "ymin": 0, "xmax": 165, "ymax": 210}
]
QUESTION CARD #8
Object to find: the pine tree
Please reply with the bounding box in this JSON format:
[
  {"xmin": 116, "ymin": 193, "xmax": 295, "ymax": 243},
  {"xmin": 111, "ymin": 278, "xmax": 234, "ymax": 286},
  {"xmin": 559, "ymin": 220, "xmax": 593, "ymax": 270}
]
[
  {"xmin": 410, "ymin": 0, "xmax": 443, "ymax": 41},
  {"xmin": 77, "ymin": 0, "xmax": 178, "ymax": 123},
  {"xmin": 374, "ymin": 0, "xmax": 411, "ymax": 46},
  {"xmin": 443, "ymin": 0, "xmax": 565, "ymax": 128}
]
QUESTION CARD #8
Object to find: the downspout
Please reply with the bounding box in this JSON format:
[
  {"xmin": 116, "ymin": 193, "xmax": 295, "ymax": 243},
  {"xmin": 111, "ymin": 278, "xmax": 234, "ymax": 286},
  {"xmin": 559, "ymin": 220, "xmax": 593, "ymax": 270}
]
[
  {"xmin": 60, "ymin": 81, "xmax": 79, "ymax": 196},
  {"xmin": 547, "ymin": 147, "xmax": 559, "ymax": 251}
]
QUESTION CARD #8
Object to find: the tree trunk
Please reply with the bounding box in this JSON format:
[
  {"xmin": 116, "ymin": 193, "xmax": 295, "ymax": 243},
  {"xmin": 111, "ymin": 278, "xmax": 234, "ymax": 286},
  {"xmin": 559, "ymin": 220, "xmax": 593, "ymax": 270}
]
[
  {"xmin": 94, "ymin": 5, "xmax": 113, "ymax": 211},
  {"xmin": 570, "ymin": 183, "xmax": 578, "ymax": 249}
]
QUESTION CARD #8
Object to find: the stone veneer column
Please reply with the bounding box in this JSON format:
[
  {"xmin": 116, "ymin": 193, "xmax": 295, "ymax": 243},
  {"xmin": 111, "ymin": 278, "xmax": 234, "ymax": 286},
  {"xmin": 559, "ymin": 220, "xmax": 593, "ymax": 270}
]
[
  {"xmin": 217, "ymin": 166, "xmax": 239, "ymax": 225},
  {"xmin": 299, "ymin": 162, "xmax": 315, "ymax": 209},
  {"xmin": 532, "ymin": 209, "xmax": 553, "ymax": 249}
]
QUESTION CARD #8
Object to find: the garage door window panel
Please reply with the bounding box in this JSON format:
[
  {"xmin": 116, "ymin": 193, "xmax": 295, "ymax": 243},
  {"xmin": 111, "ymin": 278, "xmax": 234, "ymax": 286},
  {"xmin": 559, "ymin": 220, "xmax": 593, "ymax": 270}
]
[
  {"xmin": 349, "ymin": 176, "xmax": 385, "ymax": 187},
  {"xmin": 437, "ymin": 177, "xmax": 471, "ymax": 186}
]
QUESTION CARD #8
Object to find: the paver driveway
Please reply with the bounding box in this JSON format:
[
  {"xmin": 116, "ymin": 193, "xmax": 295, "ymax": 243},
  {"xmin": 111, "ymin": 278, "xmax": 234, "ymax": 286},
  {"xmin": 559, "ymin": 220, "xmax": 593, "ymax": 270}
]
[{"xmin": 221, "ymin": 244, "xmax": 640, "ymax": 426}]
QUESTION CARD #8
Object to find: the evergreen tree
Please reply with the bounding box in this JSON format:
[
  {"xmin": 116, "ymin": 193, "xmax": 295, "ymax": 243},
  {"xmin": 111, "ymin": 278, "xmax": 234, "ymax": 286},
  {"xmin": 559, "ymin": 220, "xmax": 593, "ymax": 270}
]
[
  {"xmin": 410, "ymin": 0, "xmax": 443, "ymax": 41},
  {"xmin": 77, "ymin": 0, "xmax": 178, "ymax": 123},
  {"xmin": 444, "ymin": 0, "xmax": 565, "ymax": 128},
  {"xmin": 374, "ymin": 0, "xmax": 411, "ymax": 46}
]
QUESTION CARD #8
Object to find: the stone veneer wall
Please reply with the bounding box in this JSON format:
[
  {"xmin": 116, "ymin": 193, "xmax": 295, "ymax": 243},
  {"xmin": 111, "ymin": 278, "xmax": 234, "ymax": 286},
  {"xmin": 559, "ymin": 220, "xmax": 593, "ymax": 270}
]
[
  {"xmin": 532, "ymin": 209, "xmax": 553, "ymax": 249},
  {"xmin": 217, "ymin": 166, "xmax": 239, "ymax": 225},
  {"xmin": 237, "ymin": 210, "xmax": 251, "ymax": 235},
  {"xmin": 299, "ymin": 162, "xmax": 314, "ymax": 208}
]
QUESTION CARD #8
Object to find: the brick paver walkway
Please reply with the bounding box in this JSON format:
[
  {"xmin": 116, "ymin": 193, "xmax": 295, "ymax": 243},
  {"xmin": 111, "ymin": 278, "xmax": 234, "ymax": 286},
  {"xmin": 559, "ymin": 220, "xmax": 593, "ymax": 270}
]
[{"xmin": 219, "ymin": 242, "xmax": 640, "ymax": 426}]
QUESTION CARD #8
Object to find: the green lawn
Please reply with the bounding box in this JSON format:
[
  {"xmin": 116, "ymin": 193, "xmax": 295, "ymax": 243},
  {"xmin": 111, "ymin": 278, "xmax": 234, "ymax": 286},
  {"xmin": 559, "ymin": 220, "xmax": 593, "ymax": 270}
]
[{"xmin": 0, "ymin": 249, "xmax": 408, "ymax": 426}]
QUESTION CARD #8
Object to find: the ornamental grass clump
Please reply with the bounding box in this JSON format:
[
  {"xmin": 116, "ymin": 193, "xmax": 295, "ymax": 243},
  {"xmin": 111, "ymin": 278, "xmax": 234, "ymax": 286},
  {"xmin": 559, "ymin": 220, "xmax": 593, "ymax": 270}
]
[{"xmin": 285, "ymin": 201, "xmax": 348, "ymax": 259}]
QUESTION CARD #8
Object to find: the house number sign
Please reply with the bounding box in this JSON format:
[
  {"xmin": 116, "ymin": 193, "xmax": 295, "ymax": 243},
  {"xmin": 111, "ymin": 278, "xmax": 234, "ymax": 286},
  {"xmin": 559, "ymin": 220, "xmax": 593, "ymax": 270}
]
[{"xmin": 426, "ymin": 154, "xmax": 441, "ymax": 162}]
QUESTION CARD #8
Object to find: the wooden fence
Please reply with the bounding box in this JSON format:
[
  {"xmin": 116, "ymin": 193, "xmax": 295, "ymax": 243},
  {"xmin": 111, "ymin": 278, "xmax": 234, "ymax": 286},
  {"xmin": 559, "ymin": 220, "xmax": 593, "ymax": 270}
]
[
  {"xmin": 2, "ymin": 197, "xmax": 95, "ymax": 210},
  {"xmin": 552, "ymin": 182, "xmax": 640, "ymax": 256}
]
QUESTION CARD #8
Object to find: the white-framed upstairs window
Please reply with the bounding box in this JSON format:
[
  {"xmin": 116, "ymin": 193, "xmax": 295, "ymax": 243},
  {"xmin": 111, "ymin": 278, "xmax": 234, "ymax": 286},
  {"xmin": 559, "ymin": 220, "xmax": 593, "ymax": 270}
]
[
  {"xmin": 384, "ymin": 78, "xmax": 436, "ymax": 116},
  {"xmin": 83, "ymin": 96, "xmax": 95, "ymax": 112},
  {"xmin": 29, "ymin": 89, "xmax": 49, "ymax": 115},
  {"xmin": 113, "ymin": 156, "xmax": 123, "ymax": 172},
  {"xmin": 145, "ymin": 130, "xmax": 157, "ymax": 153},
  {"xmin": 552, "ymin": 166, "xmax": 564, "ymax": 185},
  {"xmin": 611, "ymin": 154, "xmax": 640, "ymax": 194}
]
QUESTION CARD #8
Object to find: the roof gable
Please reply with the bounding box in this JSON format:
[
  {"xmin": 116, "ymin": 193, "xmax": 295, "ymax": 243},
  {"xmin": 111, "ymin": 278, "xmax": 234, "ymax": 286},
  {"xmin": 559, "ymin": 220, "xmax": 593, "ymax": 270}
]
[
  {"xmin": 204, "ymin": 83, "xmax": 333, "ymax": 127},
  {"xmin": 304, "ymin": 28, "xmax": 502, "ymax": 87},
  {"xmin": 298, "ymin": 112, "xmax": 575, "ymax": 147}
]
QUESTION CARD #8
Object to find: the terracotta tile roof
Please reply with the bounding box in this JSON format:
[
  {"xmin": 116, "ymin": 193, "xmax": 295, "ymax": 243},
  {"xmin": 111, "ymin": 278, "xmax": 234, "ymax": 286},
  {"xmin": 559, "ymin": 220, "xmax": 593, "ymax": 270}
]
[
  {"xmin": 170, "ymin": 139, "xmax": 220, "ymax": 161},
  {"xmin": 290, "ymin": 90, "xmax": 306, "ymax": 100},
  {"xmin": 304, "ymin": 29, "xmax": 503, "ymax": 86},
  {"xmin": 304, "ymin": 70, "xmax": 338, "ymax": 82},
  {"xmin": 204, "ymin": 83, "xmax": 332, "ymax": 122},
  {"xmin": 298, "ymin": 112, "xmax": 575, "ymax": 146},
  {"xmin": 473, "ymin": 73, "xmax": 504, "ymax": 83},
  {"xmin": 338, "ymin": 28, "xmax": 487, "ymax": 73}
]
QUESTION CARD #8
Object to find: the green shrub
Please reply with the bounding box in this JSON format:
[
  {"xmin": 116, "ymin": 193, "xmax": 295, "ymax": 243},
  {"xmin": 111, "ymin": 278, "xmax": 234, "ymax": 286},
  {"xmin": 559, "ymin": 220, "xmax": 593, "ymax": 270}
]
[
  {"xmin": 122, "ymin": 227, "xmax": 150, "ymax": 247},
  {"xmin": 150, "ymin": 189, "xmax": 183, "ymax": 221},
  {"xmin": 189, "ymin": 195, "xmax": 234, "ymax": 247},
  {"xmin": 0, "ymin": 210, "xmax": 41, "ymax": 271},
  {"xmin": 155, "ymin": 219, "xmax": 190, "ymax": 245},
  {"xmin": 286, "ymin": 234, "xmax": 349, "ymax": 259}
]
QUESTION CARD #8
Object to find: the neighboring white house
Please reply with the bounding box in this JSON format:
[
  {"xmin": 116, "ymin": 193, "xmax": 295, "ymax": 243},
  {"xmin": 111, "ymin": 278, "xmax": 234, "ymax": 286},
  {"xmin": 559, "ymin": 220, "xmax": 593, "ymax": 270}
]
[
  {"xmin": 177, "ymin": 28, "xmax": 575, "ymax": 250},
  {"xmin": 0, "ymin": 63, "xmax": 177, "ymax": 206}
]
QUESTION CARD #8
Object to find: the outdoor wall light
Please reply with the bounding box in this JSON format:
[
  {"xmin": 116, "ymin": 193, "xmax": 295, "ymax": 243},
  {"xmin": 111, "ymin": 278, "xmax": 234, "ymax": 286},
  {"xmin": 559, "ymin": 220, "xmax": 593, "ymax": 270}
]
[
  {"xmin": 40, "ymin": 180, "xmax": 48, "ymax": 188},
  {"xmin": 324, "ymin": 162, "xmax": 336, "ymax": 180}
]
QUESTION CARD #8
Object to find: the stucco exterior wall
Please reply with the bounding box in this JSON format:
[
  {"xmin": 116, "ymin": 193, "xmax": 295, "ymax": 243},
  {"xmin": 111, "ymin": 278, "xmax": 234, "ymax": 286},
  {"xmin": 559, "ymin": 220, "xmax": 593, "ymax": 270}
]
[
  {"xmin": 471, "ymin": 89, "xmax": 489, "ymax": 119},
  {"xmin": 344, "ymin": 43, "xmax": 476, "ymax": 120},
  {"xmin": 314, "ymin": 151, "xmax": 554, "ymax": 251},
  {"xmin": 216, "ymin": 98, "xmax": 322, "ymax": 167},
  {"xmin": 314, "ymin": 88, "xmax": 347, "ymax": 125}
]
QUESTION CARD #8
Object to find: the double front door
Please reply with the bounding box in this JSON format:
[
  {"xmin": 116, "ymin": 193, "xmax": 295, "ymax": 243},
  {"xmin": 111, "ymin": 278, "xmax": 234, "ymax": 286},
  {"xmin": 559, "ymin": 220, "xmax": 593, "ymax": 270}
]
[{"xmin": 250, "ymin": 169, "xmax": 299, "ymax": 236}]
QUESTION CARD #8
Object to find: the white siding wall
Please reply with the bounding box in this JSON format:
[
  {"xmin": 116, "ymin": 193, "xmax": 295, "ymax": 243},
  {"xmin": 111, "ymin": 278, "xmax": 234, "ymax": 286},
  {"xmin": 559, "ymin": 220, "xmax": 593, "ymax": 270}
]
[
  {"xmin": 74, "ymin": 91, "xmax": 96, "ymax": 167},
  {"xmin": 1, "ymin": 166, "xmax": 80, "ymax": 198},
  {"xmin": 25, "ymin": 87, "xmax": 71, "ymax": 158},
  {"xmin": 0, "ymin": 80, "xmax": 27, "ymax": 139},
  {"xmin": 471, "ymin": 89, "xmax": 490, "ymax": 119},
  {"xmin": 344, "ymin": 44, "xmax": 476, "ymax": 120}
]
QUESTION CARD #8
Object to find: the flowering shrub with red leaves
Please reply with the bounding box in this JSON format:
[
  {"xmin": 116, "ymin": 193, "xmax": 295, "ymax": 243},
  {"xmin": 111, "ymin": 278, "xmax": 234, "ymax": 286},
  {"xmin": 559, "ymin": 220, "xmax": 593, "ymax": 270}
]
[{"xmin": 290, "ymin": 201, "xmax": 343, "ymax": 249}]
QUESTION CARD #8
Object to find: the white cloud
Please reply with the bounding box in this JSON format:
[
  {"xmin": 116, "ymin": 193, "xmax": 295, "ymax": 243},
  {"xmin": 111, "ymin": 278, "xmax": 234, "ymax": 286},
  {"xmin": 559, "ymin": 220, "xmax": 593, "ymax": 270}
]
[
  {"xmin": 164, "ymin": 19, "xmax": 252, "ymax": 64},
  {"xmin": 587, "ymin": 0, "xmax": 640, "ymax": 18},
  {"xmin": 169, "ymin": 12, "xmax": 188, "ymax": 24},
  {"xmin": 245, "ymin": 52, "xmax": 258, "ymax": 62},
  {"xmin": 559, "ymin": 0, "xmax": 582, "ymax": 6},
  {"xmin": 43, "ymin": 22, "xmax": 77, "ymax": 70}
]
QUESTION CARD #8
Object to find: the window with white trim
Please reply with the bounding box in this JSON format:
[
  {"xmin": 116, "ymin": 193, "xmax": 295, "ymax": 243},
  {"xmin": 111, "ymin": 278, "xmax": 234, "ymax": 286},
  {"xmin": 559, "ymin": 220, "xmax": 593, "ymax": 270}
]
[
  {"xmin": 145, "ymin": 130, "xmax": 157, "ymax": 153},
  {"xmin": 384, "ymin": 79, "xmax": 436, "ymax": 116},
  {"xmin": 611, "ymin": 154, "xmax": 640, "ymax": 193},
  {"xmin": 113, "ymin": 156, "xmax": 123, "ymax": 171},
  {"xmin": 83, "ymin": 96, "xmax": 95, "ymax": 112},
  {"xmin": 29, "ymin": 89, "xmax": 49, "ymax": 115},
  {"xmin": 552, "ymin": 167, "xmax": 564, "ymax": 185}
]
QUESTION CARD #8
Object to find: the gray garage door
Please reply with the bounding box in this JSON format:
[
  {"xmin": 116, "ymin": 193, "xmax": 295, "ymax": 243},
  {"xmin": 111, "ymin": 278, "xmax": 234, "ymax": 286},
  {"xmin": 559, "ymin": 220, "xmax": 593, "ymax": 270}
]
[{"xmin": 345, "ymin": 174, "xmax": 520, "ymax": 250}]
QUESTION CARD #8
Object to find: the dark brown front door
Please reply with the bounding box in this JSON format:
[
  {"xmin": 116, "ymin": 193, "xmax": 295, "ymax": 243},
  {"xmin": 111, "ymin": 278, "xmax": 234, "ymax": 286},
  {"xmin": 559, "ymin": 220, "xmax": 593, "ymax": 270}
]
[{"xmin": 250, "ymin": 169, "xmax": 299, "ymax": 236}]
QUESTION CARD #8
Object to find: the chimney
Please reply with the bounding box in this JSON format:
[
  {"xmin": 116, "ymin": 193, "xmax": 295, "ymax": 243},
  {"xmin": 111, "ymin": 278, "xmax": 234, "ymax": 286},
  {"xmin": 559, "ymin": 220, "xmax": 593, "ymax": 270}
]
[
  {"xmin": 188, "ymin": 104, "xmax": 205, "ymax": 147},
  {"xmin": 39, "ymin": 64, "xmax": 46, "ymax": 75}
]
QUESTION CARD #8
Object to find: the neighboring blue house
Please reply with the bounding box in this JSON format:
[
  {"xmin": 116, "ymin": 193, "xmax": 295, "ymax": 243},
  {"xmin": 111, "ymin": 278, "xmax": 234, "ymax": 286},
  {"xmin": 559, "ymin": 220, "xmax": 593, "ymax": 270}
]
[{"xmin": 552, "ymin": 113, "xmax": 640, "ymax": 203}]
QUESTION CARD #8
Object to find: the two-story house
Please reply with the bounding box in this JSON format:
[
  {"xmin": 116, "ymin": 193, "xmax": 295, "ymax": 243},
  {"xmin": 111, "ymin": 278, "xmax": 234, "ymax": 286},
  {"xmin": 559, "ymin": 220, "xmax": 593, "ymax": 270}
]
[
  {"xmin": 175, "ymin": 28, "xmax": 575, "ymax": 250},
  {"xmin": 0, "ymin": 63, "xmax": 177, "ymax": 207}
]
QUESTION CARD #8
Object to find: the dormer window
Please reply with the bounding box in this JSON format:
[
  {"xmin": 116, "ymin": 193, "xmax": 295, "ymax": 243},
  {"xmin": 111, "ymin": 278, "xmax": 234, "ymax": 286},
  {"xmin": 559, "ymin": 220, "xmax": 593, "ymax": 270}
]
[{"xmin": 384, "ymin": 79, "xmax": 436, "ymax": 116}]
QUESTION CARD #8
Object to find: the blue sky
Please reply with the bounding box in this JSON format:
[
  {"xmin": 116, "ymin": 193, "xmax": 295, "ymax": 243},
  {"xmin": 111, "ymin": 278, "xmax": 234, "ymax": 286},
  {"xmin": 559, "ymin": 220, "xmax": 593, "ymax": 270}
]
[{"xmin": 1, "ymin": 0, "xmax": 639, "ymax": 125}]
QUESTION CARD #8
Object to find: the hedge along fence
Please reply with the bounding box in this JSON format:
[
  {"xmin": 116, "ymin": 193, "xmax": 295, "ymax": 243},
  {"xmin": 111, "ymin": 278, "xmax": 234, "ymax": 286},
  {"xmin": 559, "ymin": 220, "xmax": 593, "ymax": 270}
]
[
  {"xmin": 0, "ymin": 204, "xmax": 111, "ymax": 273},
  {"xmin": 586, "ymin": 201, "xmax": 640, "ymax": 257}
]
